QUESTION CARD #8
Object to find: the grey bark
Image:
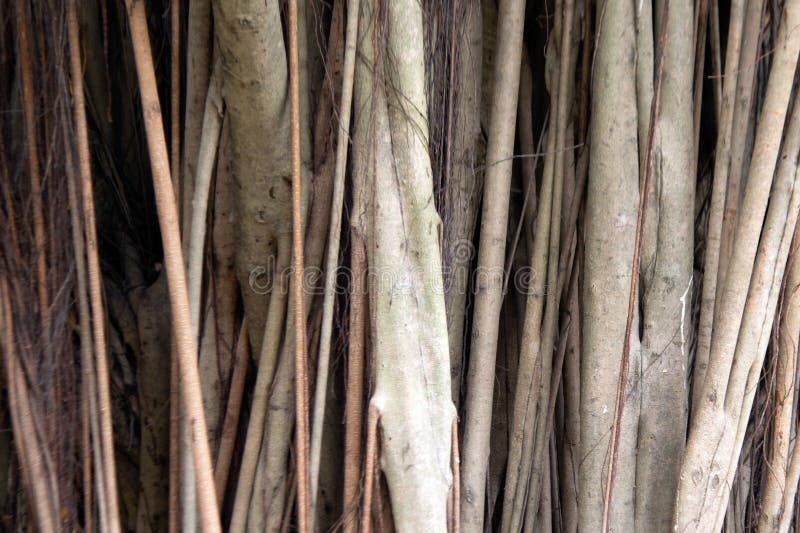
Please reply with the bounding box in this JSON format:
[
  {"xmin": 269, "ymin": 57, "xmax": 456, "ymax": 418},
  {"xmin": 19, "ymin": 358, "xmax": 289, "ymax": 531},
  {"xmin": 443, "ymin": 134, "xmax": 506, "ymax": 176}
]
[
  {"xmin": 579, "ymin": 0, "xmax": 640, "ymax": 529},
  {"xmin": 635, "ymin": 0, "xmax": 695, "ymax": 529},
  {"xmin": 459, "ymin": 0, "xmax": 526, "ymax": 528}
]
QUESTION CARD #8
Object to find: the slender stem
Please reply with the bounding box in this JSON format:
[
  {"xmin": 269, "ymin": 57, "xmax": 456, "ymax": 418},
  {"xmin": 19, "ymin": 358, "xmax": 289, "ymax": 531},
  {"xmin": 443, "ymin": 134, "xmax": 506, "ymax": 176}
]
[
  {"xmin": 287, "ymin": 0, "xmax": 310, "ymax": 529},
  {"xmin": 309, "ymin": 0, "xmax": 361, "ymax": 515},
  {"xmin": 168, "ymin": 350, "xmax": 179, "ymax": 533},
  {"xmin": 16, "ymin": 2, "xmax": 50, "ymax": 344},
  {"xmin": 0, "ymin": 279, "xmax": 57, "ymax": 532},
  {"xmin": 66, "ymin": 3, "xmax": 122, "ymax": 531},
  {"xmin": 601, "ymin": 2, "xmax": 669, "ymax": 530},
  {"xmin": 228, "ymin": 245, "xmax": 289, "ymax": 533},
  {"xmin": 214, "ymin": 321, "xmax": 249, "ymax": 503},
  {"xmin": 361, "ymin": 404, "xmax": 380, "ymax": 533},
  {"xmin": 451, "ymin": 417, "xmax": 461, "ymax": 533},
  {"xmin": 80, "ymin": 376, "xmax": 93, "ymax": 533},
  {"xmin": 343, "ymin": 235, "xmax": 367, "ymax": 532},
  {"xmin": 171, "ymin": 0, "xmax": 181, "ymax": 206},
  {"xmin": 169, "ymin": 5, "xmax": 182, "ymax": 524},
  {"xmin": 123, "ymin": 1, "xmax": 221, "ymax": 530},
  {"xmin": 459, "ymin": 0, "xmax": 527, "ymax": 526},
  {"xmin": 184, "ymin": 74, "xmax": 224, "ymax": 523},
  {"xmin": 64, "ymin": 110, "xmax": 100, "ymax": 533},
  {"xmin": 187, "ymin": 66, "xmax": 222, "ymax": 334},
  {"xmin": 691, "ymin": 0, "xmax": 746, "ymax": 413}
]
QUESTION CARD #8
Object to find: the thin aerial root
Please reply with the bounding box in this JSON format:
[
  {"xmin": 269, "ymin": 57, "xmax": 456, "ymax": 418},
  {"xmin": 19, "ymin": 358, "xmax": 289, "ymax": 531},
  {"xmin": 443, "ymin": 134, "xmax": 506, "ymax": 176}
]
[
  {"xmin": 451, "ymin": 417, "xmax": 461, "ymax": 533},
  {"xmin": 361, "ymin": 404, "xmax": 380, "ymax": 533},
  {"xmin": 1, "ymin": 277, "xmax": 57, "ymax": 532},
  {"xmin": 81, "ymin": 380, "xmax": 93, "ymax": 533},
  {"xmin": 64, "ymin": 106, "xmax": 97, "ymax": 533},
  {"xmin": 309, "ymin": 0, "xmax": 361, "ymax": 515},
  {"xmin": 229, "ymin": 246, "xmax": 289, "ymax": 533},
  {"xmin": 601, "ymin": 2, "xmax": 669, "ymax": 530},
  {"xmin": 16, "ymin": 2, "xmax": 50, "ymax": 342},
  {"xmin": 343, "ymin": 235, "xmax": 367, "ymax": 532},
  {"xmin": 170, "ymin": 0, "xmax": 180, "ymax": 205},
  {"xmin": 123, "ymin": 0, "xmax": 222, "ymax": 529},
  {"xmin": 169, "ymin": 351, "xmax": 179, "ymax": 532},
  {"xmin": 66, "ymin": 2, "xmax": 122, "ymax": 530},
  {"xmin": 287, "ymin": 0, "xmax": 310, "ymax": 530},
  {"xmin": 214, "ymin": 321, "xmax": 249, "ymax": 503}
]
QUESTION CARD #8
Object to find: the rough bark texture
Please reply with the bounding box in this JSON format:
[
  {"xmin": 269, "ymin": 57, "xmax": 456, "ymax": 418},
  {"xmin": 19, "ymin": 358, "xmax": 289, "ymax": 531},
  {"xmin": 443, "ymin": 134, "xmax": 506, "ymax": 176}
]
[
  {"xmin": 14, "ymin": 0, "xmax": 800, "ymax": 531},
  {"xmin": 213, "ymin": 0, "xmax": 300, "ymax": 358}
]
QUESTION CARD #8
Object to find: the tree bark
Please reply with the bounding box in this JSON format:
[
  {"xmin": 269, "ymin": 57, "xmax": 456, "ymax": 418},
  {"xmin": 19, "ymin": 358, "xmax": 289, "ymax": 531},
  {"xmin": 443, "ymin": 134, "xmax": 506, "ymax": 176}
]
[
  {"xmin": 635, "ymin": 1, "xmax": 695, "ymax": 530},
  {"xmin": 459, "ymin": 0, "xmax": 526, "ymax": 528},
  {"xmin": 580, "ymin": 0, "xmax": 640, "ymax": 529}
]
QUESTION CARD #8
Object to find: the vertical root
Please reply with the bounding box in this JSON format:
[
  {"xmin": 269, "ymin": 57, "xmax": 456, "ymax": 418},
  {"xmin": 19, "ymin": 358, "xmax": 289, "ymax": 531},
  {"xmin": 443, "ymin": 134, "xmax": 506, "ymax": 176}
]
[
  {"xmin": 229, "ymin": 242, "xmax": 290, "ymax": 532},
  {"xmin": 64, "ymin": 110, "xmax": 102, "ymax": 532},
  {"xmin": 0, "ymin": 278, "xmax": 57, "ymax": 532},
  {"xmin": 66, "ymin": 2, "xmax": 122, "ymax": 529},
  {"xmin": 169, "ymin": 351, "xmax": 179, "ymax": 532},
  {"xmin": 170, "ymin": 0, "xmax": 180, "ymax": 205},
  {"xmin": 124, "ymin": 0, "xmax": 222, "ymax": 529},
  {"xmin": 214, "ymin": 321, "xmax": 249, "ymax": 504},
  {"xmin": 81, "ymin": 379, "xmax": 93, "ymax": 532},
  {"xmin": 691, "ymin": 0, "xmax": 746, "ymax": 414},
  {"xmin": 343, "ymin": 234, "xmax": 367, "ymax": 532},
  {"xmin": 16, "ymin": 2, "xmax": 50, "ymax": 343},
  {"xmin": 451, "ymin": 417, "xmax": 461, "ymax": 533},
  {"xmin": 287, "ymin": 0, "xmax": 309, "ymax": 528},
  {"xmin": 310, "ymin": 0, "xmax": 360, "ymax": 514},
  {"xmin": 361, "ymin": 404, "xmax": 380, "ymax": 533}
]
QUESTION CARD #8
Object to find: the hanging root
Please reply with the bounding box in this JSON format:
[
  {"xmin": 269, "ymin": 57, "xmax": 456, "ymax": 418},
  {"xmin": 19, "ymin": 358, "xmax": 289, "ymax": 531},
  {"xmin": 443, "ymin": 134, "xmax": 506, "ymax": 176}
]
[
  {"xmin": 214, "ymin": 321, "xmax": 249, "ymax": 503},
  {"xmin": 342, "ymin": 234, "xmax": 367, "ymax": 532},
  {"xmin": 451, "ymin": 417, "xmax": 461, "ymax": 533},
  {"xmin": 229, "ymin": 242, "xmax": 290, "ymax": 533},
  {"xmin": 124, "ymin": 0, "xmax": 222, "ymax": 529},
  {"xmin": 66, "ymin": 2, "xmax": 122, "ymax": 529},
  {"xmin": 309, "ymin": 0, "xmax": 360, "ymax": 516},
  {"xmin": 361, "ymin": 404, "xmax": 380, "ymax": 533},
  {"xmin": 287, "ymin": 0, "xmax": 310, "ymax": 528}
]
